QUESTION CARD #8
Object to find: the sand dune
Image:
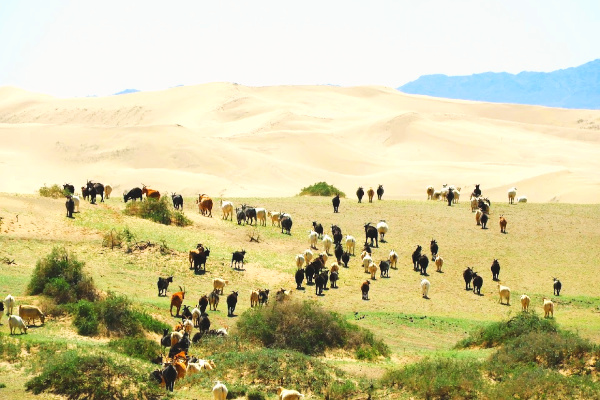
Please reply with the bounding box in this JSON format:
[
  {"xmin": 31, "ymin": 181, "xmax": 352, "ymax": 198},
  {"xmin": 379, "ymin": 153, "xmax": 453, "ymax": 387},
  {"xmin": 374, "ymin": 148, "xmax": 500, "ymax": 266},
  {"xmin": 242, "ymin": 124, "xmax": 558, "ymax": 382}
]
[{"xmin": 0, "ymin": 83, "xmax": 599, "ymax": 202}]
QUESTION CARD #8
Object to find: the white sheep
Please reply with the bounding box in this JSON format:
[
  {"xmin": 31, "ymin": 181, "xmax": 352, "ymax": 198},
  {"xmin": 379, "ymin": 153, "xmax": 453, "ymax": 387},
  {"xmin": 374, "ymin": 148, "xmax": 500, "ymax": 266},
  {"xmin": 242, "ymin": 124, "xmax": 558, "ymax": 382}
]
[
  {"xmin": 345, "ymin": 235, "xmax": 356, "ymax": 255},
  {"xmin": 517, "ymin": 196, "xmax": 528, "ymax": 203},
  {"xmin": 308, "ymin": 230, "xmax": 318, "ymax": 249},
  {"xmin": 322, "ymin": 234, "xmax": 333, "ymax": 255},
  {"xmin": 498, "ymin": 284, "xmax": 511, "ymax": 305},
  {"xmin": 508, "ymin": 187, "xmax": 517, "ymax": 204},
  {"xmin": 421, "ymin": 279, "xmax": 431, "ymax": 299},
  {"xmin": 4, "ymin": 294, "xmax": 15, "ymax": 315},
  {"xmin": 543, "ymin": 298, "xmax": 554, "ymax": 318},
  {"xmin": 295, "ymin": 254, "xmax": 305, "ymax": 270},
  {"xmin": 520, "ymin": 294, "xmax": 530, "ymax": 312},
  {"xmin": 8, "ymin": 315, "xmax": 27, "ymax": 335},
  {"xmin": 434, "ymin": 255, "xmax": 444, "ymax": 272},
  {"xmin": 255, "ymin": 207, "xmax": 267, "ymax": 226},
  {"xmin": 220, "ymin": 200, "xmax": 234, "ymax": 220},
  {"xmin": 376, "ymin": 220, "xmax": 389, "ymax": 242},
  {"xmin": 389, "ymin": 250, "xmax": 398, "ymax": 269},
  {"xmin": 212, "ymin": 381, "xmax": 228, "ymax": 400},
  {"xmin": 277, "ymin": 386, "xmax": 304, "ymax": 400}
]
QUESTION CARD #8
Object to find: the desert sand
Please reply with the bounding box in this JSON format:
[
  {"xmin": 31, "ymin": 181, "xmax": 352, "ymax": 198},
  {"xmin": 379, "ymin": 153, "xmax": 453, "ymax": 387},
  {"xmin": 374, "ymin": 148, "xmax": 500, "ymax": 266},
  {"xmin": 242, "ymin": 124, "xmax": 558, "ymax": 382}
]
[{"xmin": 0, "ymin": 83, "xmax": 598, "ymax": 203}]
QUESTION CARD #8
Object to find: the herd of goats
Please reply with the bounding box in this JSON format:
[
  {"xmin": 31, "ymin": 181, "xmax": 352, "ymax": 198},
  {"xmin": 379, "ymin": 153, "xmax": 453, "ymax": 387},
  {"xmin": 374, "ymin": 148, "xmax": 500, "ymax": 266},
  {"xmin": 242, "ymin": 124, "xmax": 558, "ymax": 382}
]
[{"xmin": 54, "ymin": 180, "xmax": 562, "ymax": 396}]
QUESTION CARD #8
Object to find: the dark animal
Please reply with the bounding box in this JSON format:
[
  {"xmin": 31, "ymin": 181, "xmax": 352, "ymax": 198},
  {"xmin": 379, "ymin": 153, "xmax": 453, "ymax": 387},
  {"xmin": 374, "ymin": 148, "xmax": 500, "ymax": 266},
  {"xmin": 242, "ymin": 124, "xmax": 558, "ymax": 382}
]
[
  {"xmin": 418, "ymin": 254, "xmax": 429, "ymax": 275},
  {"xmin": 258, "ymin": 289, "xmax": 269, "ymax": 306},
  {"xmin": 63, "ymin": 183, "xmax": 75, "ymax": 194},
  {"xmin": 280, "ymin": 213, "xmax": 292, "ymax": 235},
  {"xmin": 356, "ymin": 187, "xmax": 364, "ymax": 203},
  {"xmin": 171, "ymin": 193, "xmax": 183, "ymax": 210},
  {"xmin": 312, "ymin": 221, "xmax": 324, "ymax": 238},
  {"xmin": 491, "ymin": 259, "xmax": 500, "ymax": 281},
  {"xmin": 162, "ymin": 363, "xmax": 177, "ymax": 392},
  {"xmin": 199, "ymin": 314, "xmax": 210, "ymax": 333},
  {"xmin": 332, "ymin": 194, "xmax": 340, "ymax": 213},
  {"xmin": 168, "ymin": 332, "xmax": 190, "ymax": 358},
  {"xmin": 198, "ymin": 295, "xmax": 208, "ymax": 315},
  {"xmin": 480, "ymin": 212, "xmax": 489, "ymax": 229},
  {"xmin": 227, "ymin": 291, "xmax": 238, "ymax": 316},
  {"xmin": 377, "ymin": 184, "xmax": 384, "ymax": 200},
  {"xmin": 331, "ymin": 225, "xmax": 343, "ymax": 245},
  {"xmin": 363, "ymin": 242, "xmax": 372, "ymax": 255},
  {"xmin": 86, "ymin": 180, "xmax": 104, "ymax": 204},
  {"xmin": 412, "ymin": 245, "xmax": 422, "ymax": 271},
  {"xmin": 364, "ymin": 223, "xmax": 378, "ymax": 247},
  {"xmin": 160, "ymin": 328, "xmax": 171, "ymax": 347},
  {"xmin": 463, "ymin": 267, "xmax": 474, "ymax": 290},
  {"xmin": 180, "ymin": 305, "xmax": 192, "ymax": 321},
  {"xmin": 295, "ymin": 268, "xmax": 305, "ymax": 289},
  {"xmin": 81, "ymin": 186, "xmax": 89, "ymax": 201},
  {"xmin": 243, "ymin": 205, "xmax": 257, "ymax": 225},
  {"xmin": 231, "ymin": 250, "xmax": 246, "ymax": 269},
  {"xmin": 192, "ymin": 332, "xmax": 203, "ymax": 343},
  {"xmin": 472, "ymin": 272, "xmax": 483, "ymax": 295},
  {"xmin": 341, "ymin": 252, "xmax": 350, "ymax": 268},
  {"xmin": 157, "ymin": 276, "xmax": 173, "ymax": 296},
  {"xmin": 192, "ymin": 248, "xmax": 210, "ymax": 273},
  {"xmin": 430, "ymin": 239, "xmax": 438, "ymax": 261},
  {"xmin": 123, "ymin": 187, "xmax": 143, "ymax": 202},
  {"xmin": 446, "ymin": 188, "xmax": 454, "ymax": 206},
  {"xmin": 315, "ymin": 271, "xmax": 326, "ymax": 295},
  {"xmin": 553, "ymin": 277, "xmax": 562, "ymax": 296},
  {"xmin": 379, "ymin": 260, "xmax": 390, "ymax": 278},
  {"xmin": 334, "ymin": 242, "xmax": 344, "ymax": 263},
  {"xmin": 236, "ymin": 208, "xmax": 246, "ymax": 225},
  {"xmin": 472, "ymin": 184, "xmax": 481, "ymax": 198},
  {"xmin": 361, "ymin": 280, "xmax": 370, "ymax": 300},
  {"xmin": 330, "ymin": 271, "xmax": 339, "ymax": 288},
  {"xmin": 65, "ymin": 196, "xmax": 75, "ymax": 218}
]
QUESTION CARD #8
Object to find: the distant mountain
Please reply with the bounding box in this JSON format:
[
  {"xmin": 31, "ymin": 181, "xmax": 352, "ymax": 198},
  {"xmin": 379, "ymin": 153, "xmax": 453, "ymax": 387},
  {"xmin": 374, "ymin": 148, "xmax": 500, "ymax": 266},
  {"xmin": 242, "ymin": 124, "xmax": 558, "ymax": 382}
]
[
  {"xmin": 113, "ymin": 88, "xmax": 140, "ymax": 95},
  {"xmin": 398, "ymin": 59, "xmax": 600, "ymax": 109}
]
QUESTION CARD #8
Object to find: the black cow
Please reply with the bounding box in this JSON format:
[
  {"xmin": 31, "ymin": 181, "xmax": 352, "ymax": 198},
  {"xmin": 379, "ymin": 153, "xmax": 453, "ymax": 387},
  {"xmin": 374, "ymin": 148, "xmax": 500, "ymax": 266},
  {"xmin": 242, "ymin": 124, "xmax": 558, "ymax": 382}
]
[
  {"xmin": 312, "ymin": 221, "xmax": 324, "ymax": 238},
  {"xmin": 463, "ymin": 267, "xmax": 474, "ymax": 290},
  {"xmin": 171, "ymin": 193, "xmax": 183, "ymax": 210},
  {"xmin": 379, "ymin": 260, "xmax": 390, "ymax": 278},
  {"xmin": 472, "ymin": 273, "xmax": 483, "ymax": 295},
  {"xmin": 377, "ymin": 185, "xmax": 384, "ymax": 200},
  {"xmin": 280, "ymin": 214, "xmax": 292, "ymax": 235},
  {"xmin": 123, "ymin": 187, "xmax": 143, "ymax": 202},
  {"xmin": 331, "ymin": 225, "xmax": 343, "ymax": 245},
  {"xmin": 236, "ymin": 208, "xmax": 246, "ymax": 225},
  {"xmin": 364, "ymin": 223, "xmax": 378, "ymax": 247},
  {"xmin": 412, "ymin": 245, "xmax": 422, "ymax": 271},
  {"xmin": 86, "ymin": 180, "xmax": 104, "ymax": 204},
  {"xmin": 231, "ymin": 250, "xmax": 246, "ymax": 269},
  {"xmin": 157, "ymin": 276, "xmax": 173, "ymax": 296},
  {"xmin": 341, "ymin": 252, "xmax": 350, "ymax": 268},
  {"xmin": 553, "ymin": 277, "xmax": 562, "ymax": 296},
  {"xmin": 356, "ymin": 187, "xmax": 364, "ymax": 203},
  {"xmin": 334, "ymin": 243, "xmax": 344, "ymax": 263},
  {"xmin": 295, "ymin": 268, "xmax": 305, "ymax": 289},
  {"xmin": 63, "ymin": 183, "xmax": 75, "ymax": 195},
  {"xmin": 227, "ymin": 291, "xmax": 238, "ymax": 316},
  {"xmin": 491, "ymin": 259, "xmax": 500, "ymax": 281},
  {"xmin": 332, "ymin": 194, "xmax": 340, "ymax": 213},
  {"xmin": 65, "ymin": 196, "xmax": 75, "ymax": 218},
  {"xmin": 430, "ymin": 239, "xmax": 439, "ymax": 261},
  {"xmin": 418, "ymin": 254, "xmax": 429, "ymax": 275},
  {"xmin": 192, "ymin": 248, "xmax": 210, "ymax": 273}
]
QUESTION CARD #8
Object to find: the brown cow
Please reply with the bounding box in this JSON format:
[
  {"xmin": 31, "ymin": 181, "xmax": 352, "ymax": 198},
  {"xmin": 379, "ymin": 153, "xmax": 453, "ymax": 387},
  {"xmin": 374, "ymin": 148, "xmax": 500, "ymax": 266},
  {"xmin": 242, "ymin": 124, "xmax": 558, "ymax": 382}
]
[
  {"xmin": 142, "ymin": 185, "xmax": 161, "ymax": 200},
  {"xmin": 170, "ymin": 286, "xmax": 186, "ymax": 316},
  {"xmin": 196, "ymin": 194, "xmax": 213, "ymax": 217}
]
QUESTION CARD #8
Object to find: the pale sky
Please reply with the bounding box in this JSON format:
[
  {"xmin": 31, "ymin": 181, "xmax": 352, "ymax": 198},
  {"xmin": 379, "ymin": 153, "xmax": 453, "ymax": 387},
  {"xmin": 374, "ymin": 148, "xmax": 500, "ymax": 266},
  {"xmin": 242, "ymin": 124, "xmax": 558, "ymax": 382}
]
[{"xmin": 1, "ymin": 0, "xmax": 598, "ymax": 98}]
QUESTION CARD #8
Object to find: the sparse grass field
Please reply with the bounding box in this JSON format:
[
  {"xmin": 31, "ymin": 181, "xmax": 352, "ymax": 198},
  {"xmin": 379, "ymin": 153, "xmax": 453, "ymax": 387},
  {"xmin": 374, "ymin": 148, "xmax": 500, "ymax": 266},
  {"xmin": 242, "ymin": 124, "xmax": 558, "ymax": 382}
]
[{"xmin": 0, "ymin": 192, "xmax": 599, "ymax": 398}]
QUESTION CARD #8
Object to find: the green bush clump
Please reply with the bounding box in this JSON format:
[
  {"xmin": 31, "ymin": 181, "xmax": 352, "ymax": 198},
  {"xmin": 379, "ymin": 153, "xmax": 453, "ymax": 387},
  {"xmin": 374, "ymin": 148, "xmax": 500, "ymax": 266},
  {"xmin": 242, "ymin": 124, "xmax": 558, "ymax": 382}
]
[
  {"xmin": 456, "ymin": 311, "xmax": 558, "ymax": 348},
  {"xmin": 108, "ymin": 337, "xmax": 162, "ymax": 362},
  {"xmin": 298, "ymin": 182, "xmax": 345, "ymax": 197},
  {"xmin": 25, "ymin": 350, "xmax": 162, "ymax": 400},
  {"xmin": 124, "ymin": 196, "xmax": 192, "ymax": 226},
  {"xmin": 73, "ymin": 300, "xmax": 100, "ymax": 335},
  {"xmin": 38, "ymin": 184, "xmax": 68, "ymax": 198},
  {"xmin": 0, "ymin": 335, "xmax": 26, "ymax": 363},
  {"xmin": 27, "ymin": 247, "xmax": 98, "ymax": 304},
  {"xmin": 236, "ymin": 300, "xmax": 388, "ymax": 358}
]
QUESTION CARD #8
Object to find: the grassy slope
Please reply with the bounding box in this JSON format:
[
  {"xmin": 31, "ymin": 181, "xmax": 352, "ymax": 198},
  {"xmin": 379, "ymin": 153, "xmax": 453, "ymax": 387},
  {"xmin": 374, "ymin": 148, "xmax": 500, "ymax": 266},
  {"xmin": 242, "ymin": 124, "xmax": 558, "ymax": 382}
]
[{"xmin": 1, "ymin": 193, "xmax": 599, "ymax": 398}]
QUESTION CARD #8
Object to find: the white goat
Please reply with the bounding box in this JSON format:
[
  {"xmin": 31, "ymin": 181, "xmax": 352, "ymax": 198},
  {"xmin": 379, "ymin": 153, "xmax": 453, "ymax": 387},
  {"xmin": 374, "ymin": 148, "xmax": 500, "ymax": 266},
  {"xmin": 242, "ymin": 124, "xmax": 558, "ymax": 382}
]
[
  {"xmin": 4, "ymin": 294, "xmax": 15, "ymax": 315},
  {"xmin": 345, "ymin": 235, "xmax": 356, "ymax": 255},
  {"xmin": 308, "ymin": 230, "xmax": 318, "ymax": 249},
  {"xmin": 303, "ymin": 249, "xmax": 313, "ymax": 264},
  {"xmin": 434, "ymin": 255, "xmax": 443, "ymax": 272},
  {"xmin": 220, "ymin": 200, "xmax": 234, "ymax": 220},
  {"xmin": 362, "ymin": 253, "xmax": 373, "ymax": 273},
  {"xmin": 295, "ymin": 254, "xmax": 305, "ymax": 270},
  {"xmin": 498, "ymin": 284, "xmax": 511, "ymax": 305},
  {"xmin": 212, "ymin": 381, "xmax": 228, "ymax": 400},
  {"xmin": 376, "ymin": 220, "xmax": 389, "ymax": 242},
  {"xmin": 520, "ymin": 294, "xmax": 530, "ymax": 312},
  {"xmin": 421, "ymin": 279, "xmax": 431, "ymax": 299},
  {"xmin": 508, "ymin": 187, "xmax": 517, "ymax": 204},
  {"xmin": 389, "ymin": 250, "xmax": 399, "ymax": 269},
  {"xmin": 517, "ymin": 196, "xmax": 528, "ymax": 203},
  {"xmin": 8, "ymin": 315, "xmax": 27, "ymax": 335},
  {"xmin": 543, "ymin": 298, "xmax": 554, "ymax": 318},
  {"xmin": 72, "ymin": 195, "xmax": 80, "ymax": 212},
  {"xmin": 426, "ymin": 185, "xmax": 435, "ymax": 200},
  {"xmin": 322, "ymin": 234, "xmax": 333, "ymax": 255},
  {"xmin": 277, "ymin": 386, "xmax": 304, "ymax": 400},
  {"xmin": 213, "ymin": 278, "xmax": 229, "ymax": 294}
]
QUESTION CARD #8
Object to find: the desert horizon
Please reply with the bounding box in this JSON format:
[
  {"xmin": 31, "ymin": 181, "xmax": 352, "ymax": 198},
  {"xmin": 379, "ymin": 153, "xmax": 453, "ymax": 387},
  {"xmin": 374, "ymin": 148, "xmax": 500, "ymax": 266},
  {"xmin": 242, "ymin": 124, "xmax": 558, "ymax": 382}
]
[{"xmin": 1, "ymin": 83, "xmax": 599, "ymax": 203}]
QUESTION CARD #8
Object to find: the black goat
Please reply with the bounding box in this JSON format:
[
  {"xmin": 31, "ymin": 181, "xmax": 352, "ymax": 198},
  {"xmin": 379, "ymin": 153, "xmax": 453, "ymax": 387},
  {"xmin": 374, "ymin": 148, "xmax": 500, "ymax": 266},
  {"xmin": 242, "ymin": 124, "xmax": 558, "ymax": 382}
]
[
  {"xmin": 315, "ymin": 271, "xmax": 327, "ymax": 296},
  {"xmin": 491, "ymin": 259, "xmax": 500, "ymax": 281},
  {"xmin": 331, "ymin": 225, "xmax": 343, "ymax": 245},
  {"xmin": 472, "ymin": 272, "xmax": 483, "ymax": 295},
  {"xmin": 65, "ymin": 196, "xmax": 75, "ymax": 218},
  {"xmin": 199, "ymin": 314, "xmax": 210, "ymax": 333},
  {"xmin": 231, "ymin": 250, "xmax": 246, "ymax": 269},
  {"xmin": 379, "ymin": 260, "xmax": 390, "ymax": 278},
  {"xmin": 312, "ymin": 221, "xmax": 324, "ymax": 238},
  {"xmin": 553, "ymin": 277, "xmax": 562, "ymax": 296},
  {"xmin": 412, "ymin": 245, "xmax": 422, "ymax": 271},
  {"xmin": 430, "ymin": 239, "xmax": 439, "ymax": 261},
  {"xmin": 192, "ymin": 248, "xmax": 210, "ymax": 273},
  {"xmin": 63, "ymin": 183, "xmax": 75, "ymax": 194},
  {"xmin": 472, "ymin": 184, "xmax": 482, "ymax": 198},
  {"xmin": 418, "ymin": 254, "xmax": 429, "ymax": 275},
  {"xmin": 332, "ymin": 194, "xmax": 340, "ymax": 213},
  {"xmin": 180, "ymin": 305, "xmax": 192, "ymax": 321},
  {"xmin": 295, "ymin": 268, "xmax": 305, "ymax": 289},
  {"xmin": 86, "ymin": 180, "xmax": 104, "ymax": 204},
  {"xmin": 198, "ymin": 295, "xmax": 208, "ymax": 315},
  {"xmin": 171, "ymin": 193, "xmax": 184, "ymax": 210},
  {"xmin": 242, "ymin": 205, "xmax": 257, "ymax": 225},
  {"xmin": 227, "ymin": 291, "xmax": 238, "ymax": 316},
  {"xmin": 280, "ymin": 214, "xmax": 293, "ymax": 235},
  {"xmin": 236, "ymin": 208, "xmax": 246, "ymax": 225},
  {"xmin": 463, "ymin": 267, "xmax": 474, "ymax": 290},
  {"xmin": 258, "ymin": 289, "xmax": 269, "ymax": 306},
  {"xmin": 446, "ymin": 188, "xmax": 454, "ymax": 206},
  {"xmin": 364, "ymin": 223, "xmax": 378, "ymax": 247},
  {"xmin": 330, "ymin": 271, "xmax": 339, "ymax": 288},
  {"xmin": 341, "ymin": 252, "xmax": 350, "ymax": 268},
  {"xmin": 123, "ymin": 187, "xmax": 143, "ymax": 202},
  {"xmin": 162, "ymin": 363, "xmax": 177, "ymax": 392},
  {"xmin": 361, "ymin": 280, "xmax": 370, "ymax": 300},
  {"xmin": 480, "ymin": 212, "xmax": 489, "ymax": 229},
  {"xmin": 157, "ymin": 276, "xmax": 173, "ymax": 296},
  {"xmin": 377, "ymin": 184, "xmax": 384, "ymax": 200},
  {"xmin": 160, "ymin": 328, "xmax": 171, "ymax": 347},
  {"xmin": 356, "ymin": 187, "xmax": 364, "ymax": 203},
  {"xmin": 334, "ymin": 243, "xmax": 344, "ymax": 263}
]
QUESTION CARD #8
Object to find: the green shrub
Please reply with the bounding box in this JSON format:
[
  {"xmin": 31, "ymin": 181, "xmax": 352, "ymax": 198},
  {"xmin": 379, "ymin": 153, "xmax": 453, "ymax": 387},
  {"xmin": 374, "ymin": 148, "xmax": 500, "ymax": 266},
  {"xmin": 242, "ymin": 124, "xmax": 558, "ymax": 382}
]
[
  {"xmin": 25, "ymin": 350, "xmax": 162, "ymax": 400},
  {"xmin": 28, "ymin": 247, "xmax": 98, "ymax": 304},
  {"xmin": 38, "ymin": 184, "xmax": 68, "ymax": 198},
  {"xmin": 124, "ymin": 196, "xmax": 192, "ymax": 226},
  {"xmin": 456, "ymin": 311, "xmax": 558, "ymax": 348},
  {"xmin": 0, "ymin": 335, "xmax": 24, "ymax": 363},
  {"xmin": 298, "ymin": 182, "xmax": 346, "ymax": 197},
  {"xmin": 236, "ymin": 300, "xmax": 388, "ymax": 357},
  {"xmin": 133, "ymin": 310, "xmax": 171, "ymax": 334},
  {"xmin": 246, "ymin": 390, "xmax": 266, "ymax": 400},
  {"xmin": 108, "ymin": 337, "xmax": 161, "ymax": 362},
  {"xmin": 73, "ymin": 300, "xmax": 100, "ymax": 335},
  {"xmin": 381, "ymin": 358, "xmax": 484, "ymax": 400}
]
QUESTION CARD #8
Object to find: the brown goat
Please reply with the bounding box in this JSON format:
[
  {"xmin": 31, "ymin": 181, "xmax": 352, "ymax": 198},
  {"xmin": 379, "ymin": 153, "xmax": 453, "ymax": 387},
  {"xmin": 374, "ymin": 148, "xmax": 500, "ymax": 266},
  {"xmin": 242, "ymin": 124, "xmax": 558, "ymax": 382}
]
[
  {"xmin": 499, "ymin": 215, "xmax": 507, "ymax": 233},
  {"xmin": 170, "ymin": 286, "xmax": 186, "ymax": 316}
]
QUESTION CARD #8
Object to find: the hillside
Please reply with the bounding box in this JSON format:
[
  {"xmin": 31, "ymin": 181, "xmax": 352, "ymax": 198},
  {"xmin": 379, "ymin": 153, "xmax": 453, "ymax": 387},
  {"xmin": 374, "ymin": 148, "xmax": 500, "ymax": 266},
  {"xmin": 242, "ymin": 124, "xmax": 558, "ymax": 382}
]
[
  {"xmin": 0, "ymin": 83, "xmax": 600, "ymax": 202},
  {"xmin": 398, "ymin": 59, "xmax": 600, "ymax": 109}
]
